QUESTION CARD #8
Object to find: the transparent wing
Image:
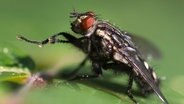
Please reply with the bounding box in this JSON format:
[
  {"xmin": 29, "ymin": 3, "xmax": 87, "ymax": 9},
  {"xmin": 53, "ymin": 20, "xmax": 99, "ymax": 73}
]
[
  {"xmin": 128, "ymin": 56, "xmax": 168, "ymax": 104},
  {"xmin": 118, "ymin": 47, "xmax": 168, "ymax": 104},
  {"xmin": 123, "ymin": 32, "xmax": 162, "ymax": 60}
]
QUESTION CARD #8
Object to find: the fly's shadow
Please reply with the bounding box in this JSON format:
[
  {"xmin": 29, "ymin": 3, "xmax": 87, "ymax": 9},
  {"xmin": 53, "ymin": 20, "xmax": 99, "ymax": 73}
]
[{"xmin": 51, "ymin": 65, "xmax": 152, "ymax": 99}]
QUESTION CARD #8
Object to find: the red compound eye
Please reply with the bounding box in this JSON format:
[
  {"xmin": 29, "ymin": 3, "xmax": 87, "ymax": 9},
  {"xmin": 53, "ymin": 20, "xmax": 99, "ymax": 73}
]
[{"xmin": 81, "ymin": 14, "xmax": 95, "ymax": 30}]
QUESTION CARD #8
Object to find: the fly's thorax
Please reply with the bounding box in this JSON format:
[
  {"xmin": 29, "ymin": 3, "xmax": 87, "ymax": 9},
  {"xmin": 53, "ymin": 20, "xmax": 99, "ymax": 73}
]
[
  {"xmin": 86, "ymin": 28, "xmax": 115, "ymax": 61},
  {"xmin": 96, "ymin": 29, "xmax": 113, "ymax": 43},
  {"xmin": 95, "ymin": 26, "xmax": 130, "ymax": 65}
]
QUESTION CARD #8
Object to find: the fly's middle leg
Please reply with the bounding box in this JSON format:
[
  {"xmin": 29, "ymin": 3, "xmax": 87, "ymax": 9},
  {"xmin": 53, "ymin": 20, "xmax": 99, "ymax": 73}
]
[{"xmin": 70, "ymin": 62, "xmax": 102, "ymax": 80}]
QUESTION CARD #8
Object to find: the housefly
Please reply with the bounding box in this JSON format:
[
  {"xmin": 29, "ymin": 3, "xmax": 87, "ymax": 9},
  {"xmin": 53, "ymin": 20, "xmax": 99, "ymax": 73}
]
[{"xmin": 17, "ymin": 11, "xmax": 168, "ymax": 104}]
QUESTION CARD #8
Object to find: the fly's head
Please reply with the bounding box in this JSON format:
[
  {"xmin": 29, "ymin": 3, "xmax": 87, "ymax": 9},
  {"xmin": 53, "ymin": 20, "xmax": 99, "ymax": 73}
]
[{"xmin": 70, "ymin": 11, "xmax": 97, "ymax": 35}]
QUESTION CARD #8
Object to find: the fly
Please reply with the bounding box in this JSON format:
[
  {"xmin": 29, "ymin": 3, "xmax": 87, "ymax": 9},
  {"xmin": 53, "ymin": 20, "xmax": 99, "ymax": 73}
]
[{"xmin": 17, "ymin": 11, "xmax": 168, "ymax": 104}]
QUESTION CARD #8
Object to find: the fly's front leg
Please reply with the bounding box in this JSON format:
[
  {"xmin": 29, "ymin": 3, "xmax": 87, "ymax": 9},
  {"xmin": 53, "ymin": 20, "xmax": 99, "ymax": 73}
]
[
  {"xmin": 71, "ymin": 62, "xmax": 102, "ymax": 80},
  {"xmin": 17, "ymin": 32, "xmax": 86, "ymax": 47}
]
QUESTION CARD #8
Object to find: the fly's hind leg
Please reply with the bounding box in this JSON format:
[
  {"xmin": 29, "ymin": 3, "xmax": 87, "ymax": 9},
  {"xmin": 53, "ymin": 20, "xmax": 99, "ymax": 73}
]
[
  {"xmin": 102, "ymin": 62, "xmax": 138, "ymax": 103},
  {"xmin": 127, "ymin": 72, "xmax": 138, "ymax": 104}
]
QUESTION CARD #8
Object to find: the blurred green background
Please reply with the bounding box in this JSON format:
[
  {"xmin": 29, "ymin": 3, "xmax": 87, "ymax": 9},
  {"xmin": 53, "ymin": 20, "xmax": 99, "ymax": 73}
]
[{"xmin": 0, "ymin": 0, "xmax": 184, "ymax": 104}]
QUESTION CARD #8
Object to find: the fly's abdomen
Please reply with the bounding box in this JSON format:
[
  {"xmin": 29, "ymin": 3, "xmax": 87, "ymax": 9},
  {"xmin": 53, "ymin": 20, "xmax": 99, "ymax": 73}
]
[{"xmin": 135, "ymin": 67, "xmax": 160, "ymax": 94}]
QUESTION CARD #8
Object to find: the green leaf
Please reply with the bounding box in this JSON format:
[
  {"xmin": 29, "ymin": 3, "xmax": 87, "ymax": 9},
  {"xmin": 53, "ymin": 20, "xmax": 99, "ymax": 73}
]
[
  {"xmin": 0, "ymin": 42, "xmax": 35, "ymax": 69},
  {"xmin": 24, "ymin": 71, "xmax": 166, "ymax": 104},
  {"xmin": 25, "ymin": 80, "xmax": 130, "ymax": 104},
  {"xmin": 0, "ymin": 66, "xmax": 31, "ymax": 84},
  {"xmin": 0, "ymin": 42, "xmax": 33, "ymax": 84}
]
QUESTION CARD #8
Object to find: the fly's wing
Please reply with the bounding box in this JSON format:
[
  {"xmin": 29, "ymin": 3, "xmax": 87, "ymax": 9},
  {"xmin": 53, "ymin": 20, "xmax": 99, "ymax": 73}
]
[
  {"xmin": 98, "ymin": 21, "xmax": 161, "ymax": 60},
  {"xmin": 122, "ymin": 32, "xmax": 162, "ymax": 60},
  {"xmin": 119, "ymin": 47, "xmax": 168, "ymax": 104}
]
